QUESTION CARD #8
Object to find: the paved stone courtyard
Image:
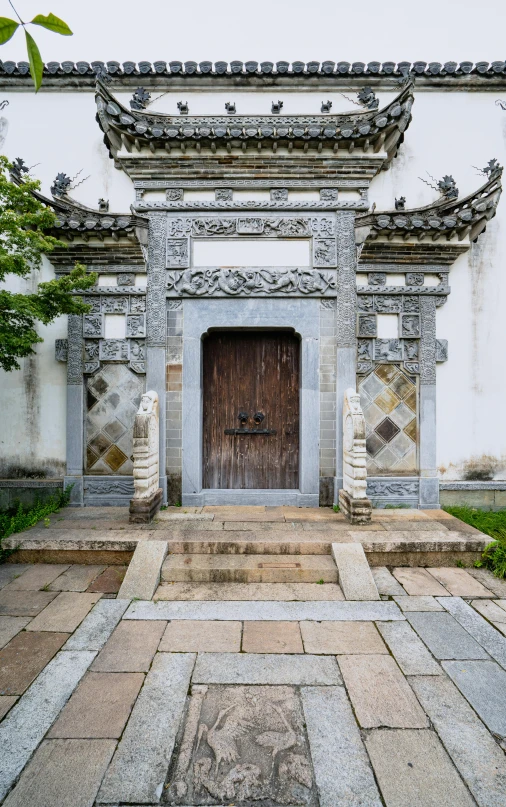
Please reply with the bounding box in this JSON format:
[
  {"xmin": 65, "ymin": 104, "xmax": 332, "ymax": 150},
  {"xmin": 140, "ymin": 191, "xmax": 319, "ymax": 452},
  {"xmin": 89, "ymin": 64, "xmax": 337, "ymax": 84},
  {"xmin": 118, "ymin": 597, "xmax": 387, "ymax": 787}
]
[{"xmin": 0, "ymin": 507, "xmax": 506, "ymax": 805}]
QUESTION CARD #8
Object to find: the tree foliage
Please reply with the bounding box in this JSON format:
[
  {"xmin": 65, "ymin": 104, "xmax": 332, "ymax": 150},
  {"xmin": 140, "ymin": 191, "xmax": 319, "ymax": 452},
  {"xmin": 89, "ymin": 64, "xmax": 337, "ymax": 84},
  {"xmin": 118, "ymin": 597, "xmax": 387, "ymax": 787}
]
[
  {"xmin": 0, "ymin": 156, "xmax": 95, "ymax": 371},
  {"xmin": 0, "ymin": 6, "xmax": 72, "ymax": 91}
]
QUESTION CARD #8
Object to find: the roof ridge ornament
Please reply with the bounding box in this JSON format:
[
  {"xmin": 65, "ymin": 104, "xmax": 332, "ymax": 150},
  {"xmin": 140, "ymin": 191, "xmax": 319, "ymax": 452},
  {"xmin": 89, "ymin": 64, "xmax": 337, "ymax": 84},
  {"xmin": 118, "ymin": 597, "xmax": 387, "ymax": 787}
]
[
  {"xmin": 130, "ymin": 87, "xmax": 151, "ymax": 110},
  {"xmin": 418, "ymin": 171, "xmax": 459, "ymax": 200}
]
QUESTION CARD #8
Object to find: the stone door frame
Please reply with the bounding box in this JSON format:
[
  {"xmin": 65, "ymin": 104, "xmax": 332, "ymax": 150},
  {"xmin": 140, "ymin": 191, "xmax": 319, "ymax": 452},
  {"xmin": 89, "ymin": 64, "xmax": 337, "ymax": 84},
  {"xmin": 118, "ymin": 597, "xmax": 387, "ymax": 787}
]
[{"xmin": 181, "ymin": 297, "xmax": 320, "ymax": 506}]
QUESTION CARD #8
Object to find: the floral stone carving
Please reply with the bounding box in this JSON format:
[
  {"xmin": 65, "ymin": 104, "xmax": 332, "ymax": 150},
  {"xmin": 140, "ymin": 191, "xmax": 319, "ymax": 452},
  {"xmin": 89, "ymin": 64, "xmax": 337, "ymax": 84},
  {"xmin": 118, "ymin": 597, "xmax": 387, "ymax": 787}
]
[
  {"xmin": 129, "ymin": 390, "xmax": 162, "ymax": 523},
  {"xmin": 339, "ymin": 388, "xmax": 372, "ymax": 524}
]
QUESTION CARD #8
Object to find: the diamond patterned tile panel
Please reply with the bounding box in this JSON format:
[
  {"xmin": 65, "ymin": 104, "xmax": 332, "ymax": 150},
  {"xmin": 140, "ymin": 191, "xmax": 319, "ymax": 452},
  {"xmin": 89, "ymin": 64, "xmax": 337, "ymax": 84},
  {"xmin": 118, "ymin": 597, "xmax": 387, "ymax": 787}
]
[
  {"xmin": 376, "ymin": 417, "xmax": 400, "ymax": 443},
  {"xmin": 86, "ymin": 365, "xmax": 144, "ymax": 475},
  {"xmin": 375, "ymin": 387, "xmax": 401, "ymax": 415},
  {"xmin": 359, "ymin": 364, "xmax": 418, "ymax": 474}
]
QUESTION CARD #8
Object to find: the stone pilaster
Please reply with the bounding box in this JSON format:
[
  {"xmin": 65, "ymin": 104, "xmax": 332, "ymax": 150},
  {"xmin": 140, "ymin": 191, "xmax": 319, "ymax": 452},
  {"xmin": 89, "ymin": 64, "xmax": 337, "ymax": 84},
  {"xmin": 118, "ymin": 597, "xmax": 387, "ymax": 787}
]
[
  {"xmin": 64, "ymin": 314, "xmax": 84, "ymax": 505},
  {"xmin": 146, "ymin": 213, "xmax": 168, "ymax": 502},
  {"xmin": 419, "ymin": 297, "xmax": 439, "ymax": 508},
  {"xmin": 334, "ymin": 212, "xmax": 358, "ymax": 504}
]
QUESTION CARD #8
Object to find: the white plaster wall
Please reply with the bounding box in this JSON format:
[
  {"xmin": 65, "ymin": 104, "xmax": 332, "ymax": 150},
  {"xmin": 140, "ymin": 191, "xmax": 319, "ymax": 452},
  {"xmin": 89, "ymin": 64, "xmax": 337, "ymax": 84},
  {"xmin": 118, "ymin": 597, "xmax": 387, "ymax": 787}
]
[
  {"xmin": 0, "ymin": 88, "xmax": 505, "ymax": 479},
  {"xmin": 371, "ymin": 92, "xmax": 506, "ymax": 479},
  {"xmin": 0, "ymin": 256, "xmax": 67, "ymax": 478}
]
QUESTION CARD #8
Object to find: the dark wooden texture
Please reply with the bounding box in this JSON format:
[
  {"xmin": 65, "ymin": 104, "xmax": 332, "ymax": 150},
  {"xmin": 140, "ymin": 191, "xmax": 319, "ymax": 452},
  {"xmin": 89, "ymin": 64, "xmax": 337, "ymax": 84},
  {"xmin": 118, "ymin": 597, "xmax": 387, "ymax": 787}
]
[{"xmin": 203, "ymin": 331, "xmax": 300, "ymax": 489}]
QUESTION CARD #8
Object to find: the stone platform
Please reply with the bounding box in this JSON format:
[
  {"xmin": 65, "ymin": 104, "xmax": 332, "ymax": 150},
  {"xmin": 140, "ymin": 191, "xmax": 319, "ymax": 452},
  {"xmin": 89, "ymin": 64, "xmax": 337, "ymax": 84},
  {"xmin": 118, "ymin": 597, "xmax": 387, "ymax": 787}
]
[{"xmin": 4, "ymin": 506, "xmax": 490, "ymax": 571}]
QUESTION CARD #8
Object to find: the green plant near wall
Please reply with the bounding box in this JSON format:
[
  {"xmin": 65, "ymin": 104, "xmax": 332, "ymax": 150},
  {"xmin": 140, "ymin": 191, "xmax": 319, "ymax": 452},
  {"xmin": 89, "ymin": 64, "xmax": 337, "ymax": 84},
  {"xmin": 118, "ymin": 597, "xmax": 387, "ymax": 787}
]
[
  {"xmin": 444, "ymin": 506, "xmax": 506, "ymax": 579},
  {"xmin": 0, "ymin": 3, "xmax": 72, "ymax": 91},
  {"xmin": 0, "ymin": 486, "xmax": 72, "ymax": 561}
]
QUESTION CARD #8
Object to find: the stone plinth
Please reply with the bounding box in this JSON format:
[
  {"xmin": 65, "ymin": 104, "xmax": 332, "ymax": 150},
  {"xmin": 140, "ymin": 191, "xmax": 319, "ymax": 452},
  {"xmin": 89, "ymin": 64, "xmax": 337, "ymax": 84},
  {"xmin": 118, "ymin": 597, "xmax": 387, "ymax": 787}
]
[
  {"xmin": 339, "ymin": 489, "xmax": 373, "ymax": 525},
  {"xmin": 338, "ymin": 388, "xmax": 372, "ymax": 525},
  {"xmin": 129, "ymin": 487, "xmax": 163, "ymax": 524},
  {"xmin": 129, "ymin": 391, "xmax": 162, "ymax": 524}
]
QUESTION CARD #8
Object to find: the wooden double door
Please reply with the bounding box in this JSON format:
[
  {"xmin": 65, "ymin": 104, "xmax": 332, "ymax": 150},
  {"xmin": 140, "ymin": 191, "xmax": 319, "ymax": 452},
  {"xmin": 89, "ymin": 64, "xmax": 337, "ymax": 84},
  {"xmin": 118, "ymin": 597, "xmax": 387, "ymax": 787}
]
[{"xmin": 203, "ymin": 331, "xmax": 300, "ymax": 489}]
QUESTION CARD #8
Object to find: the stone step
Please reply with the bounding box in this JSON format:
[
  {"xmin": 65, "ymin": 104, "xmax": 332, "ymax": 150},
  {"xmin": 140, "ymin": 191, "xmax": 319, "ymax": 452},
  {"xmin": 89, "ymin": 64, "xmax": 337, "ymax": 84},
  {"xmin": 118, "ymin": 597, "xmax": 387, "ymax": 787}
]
[
  {"xmin": 161, "ymin": 553, "xmax": 338, "ymax": 584},
  {"xmin": 163, "ymin": 536, "xmax": 332, "ymax": 555},
  {"xmin": 331, "ymin": 542, "xmax": 380, "ymax": 601},
  {"xmin": 155, "ymin": 581, "xmax": 345, "ymax": 601}
]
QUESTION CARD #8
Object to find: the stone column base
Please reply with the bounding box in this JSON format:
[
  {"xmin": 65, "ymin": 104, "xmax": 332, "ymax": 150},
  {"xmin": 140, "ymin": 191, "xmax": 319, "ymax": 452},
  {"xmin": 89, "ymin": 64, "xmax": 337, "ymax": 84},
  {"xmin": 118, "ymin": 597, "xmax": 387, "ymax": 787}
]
[
  {"xmin": 339, "ymin": 489, "xmax": 372, "ymax": 525},
  {"xmin": 129, "ymin": 488, "xmax": 163, "ymax": 524}
]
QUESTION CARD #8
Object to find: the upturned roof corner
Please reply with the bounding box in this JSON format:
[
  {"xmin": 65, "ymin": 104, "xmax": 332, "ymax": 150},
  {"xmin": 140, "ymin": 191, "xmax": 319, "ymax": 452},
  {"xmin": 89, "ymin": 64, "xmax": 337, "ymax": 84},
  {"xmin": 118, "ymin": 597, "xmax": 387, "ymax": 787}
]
[{"xmin": 355, "ymin": 163, "xmax": 502, "ymax": 265}]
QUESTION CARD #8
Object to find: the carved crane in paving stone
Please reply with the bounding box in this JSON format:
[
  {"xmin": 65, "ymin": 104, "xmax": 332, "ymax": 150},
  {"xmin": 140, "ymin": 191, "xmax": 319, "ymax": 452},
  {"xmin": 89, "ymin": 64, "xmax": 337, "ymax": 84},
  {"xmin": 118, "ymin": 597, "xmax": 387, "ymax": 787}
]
[
  {"xmin": 254, "ymin": 703, "xmax": 297, "ymax": 772},
  {"xmin": 197, "ymin": 705, "xmax": 250, "ymax": 775}
]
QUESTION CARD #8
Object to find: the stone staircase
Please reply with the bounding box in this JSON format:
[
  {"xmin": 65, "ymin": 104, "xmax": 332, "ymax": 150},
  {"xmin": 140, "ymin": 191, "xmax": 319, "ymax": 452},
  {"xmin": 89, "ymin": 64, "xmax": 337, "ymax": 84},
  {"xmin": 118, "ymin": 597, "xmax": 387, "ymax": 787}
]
[{"xmin": 161, "ymin": 553, "xmax": 339, "ymax": 584}]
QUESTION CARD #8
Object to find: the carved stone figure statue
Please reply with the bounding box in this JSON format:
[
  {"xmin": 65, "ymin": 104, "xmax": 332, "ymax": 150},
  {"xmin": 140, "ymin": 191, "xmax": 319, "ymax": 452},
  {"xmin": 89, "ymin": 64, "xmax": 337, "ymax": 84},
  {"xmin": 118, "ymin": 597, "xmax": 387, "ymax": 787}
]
[
  {"xmin": 129, "ymin": 390, "xmax": 163, "ymax": 522},
  {"xmin": 338, "ymin": 388, "xmax": 372, "ymax": 524}
]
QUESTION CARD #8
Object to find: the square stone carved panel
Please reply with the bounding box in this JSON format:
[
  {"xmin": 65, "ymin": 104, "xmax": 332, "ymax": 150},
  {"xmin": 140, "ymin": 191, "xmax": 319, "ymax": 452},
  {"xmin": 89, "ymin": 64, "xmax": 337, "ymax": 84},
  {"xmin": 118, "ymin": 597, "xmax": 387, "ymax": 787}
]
[
  {"xmin": 164, "ymin": 685, "xmax": 317, "ymax": 806},
  {"xmin": 359, "ymin": 364, "xmax": 418, "ymax": 475}
]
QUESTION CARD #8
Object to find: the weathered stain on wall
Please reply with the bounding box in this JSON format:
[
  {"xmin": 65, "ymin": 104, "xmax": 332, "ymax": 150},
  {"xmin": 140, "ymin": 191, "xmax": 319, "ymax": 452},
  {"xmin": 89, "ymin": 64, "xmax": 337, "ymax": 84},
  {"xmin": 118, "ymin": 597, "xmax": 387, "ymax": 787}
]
[{"xmin": 438, "ymin": 454, "xmax": 506, "ymax": 481}]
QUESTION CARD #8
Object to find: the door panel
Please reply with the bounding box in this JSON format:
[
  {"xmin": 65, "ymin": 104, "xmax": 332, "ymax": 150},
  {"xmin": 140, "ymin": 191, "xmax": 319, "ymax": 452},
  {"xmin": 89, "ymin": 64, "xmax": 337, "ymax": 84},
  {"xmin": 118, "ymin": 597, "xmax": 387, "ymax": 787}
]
[{"xmin": 203, "ymin": 331, "xmax": 300, "ymax": 489}]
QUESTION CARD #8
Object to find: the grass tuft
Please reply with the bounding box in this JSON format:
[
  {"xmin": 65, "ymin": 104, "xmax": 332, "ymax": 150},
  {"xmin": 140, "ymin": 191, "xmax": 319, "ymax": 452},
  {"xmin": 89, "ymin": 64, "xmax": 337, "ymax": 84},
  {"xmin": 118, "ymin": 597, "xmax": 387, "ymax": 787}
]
[
  {"xmin": 0, "ymin": 486, "xmax": 72, "ymax": 562},
  {"xmin": 444, "ymin": 506, "xmax": 506, "ymax": 579}
]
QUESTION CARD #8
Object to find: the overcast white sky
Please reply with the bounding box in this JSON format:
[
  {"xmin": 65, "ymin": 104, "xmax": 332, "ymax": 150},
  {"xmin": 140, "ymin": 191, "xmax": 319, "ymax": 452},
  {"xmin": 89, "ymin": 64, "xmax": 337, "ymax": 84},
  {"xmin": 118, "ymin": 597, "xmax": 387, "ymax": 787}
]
[{"xmin": 0, "ymin": 0, "xmax": 504, "ymax": 65}]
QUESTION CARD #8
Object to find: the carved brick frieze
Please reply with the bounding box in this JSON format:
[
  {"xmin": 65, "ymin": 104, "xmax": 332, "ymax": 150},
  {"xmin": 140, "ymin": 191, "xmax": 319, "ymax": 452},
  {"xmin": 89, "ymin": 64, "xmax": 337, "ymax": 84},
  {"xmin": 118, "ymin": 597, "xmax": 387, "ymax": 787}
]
[
  {"xmin": 404, "ymin": 340, "xmax": 419, "ymax": 360},
  {"xmin": 166, "ymin": 238, "xmax": 189, "ymax": 268},
  {"xmin": 436, "ymin": 339, "xmax": 448, "ymax": 362},
  {"xmin": 313, "ymin": 238, "xmax": 337, "ymax": 267},
  {"xmin": 117, "ymin": 272, "xmax": 136, "ymax": 286},
  {"xmin": 357, "ymin": 314, "xmax": 377, "ymax": 337},
  {"xmin": 367, "ymin": 479, "xmax": 419, "ymax": 497},
  {"xmin": 101, "ymin": 297, "xmax": 129, "ymax": 314},
  {"xmin": 215, "ymin": 188, "xmax": 233, "ymax": 201},
  {"xmin": 335, "ymin": 212, "xmax": 357, "ymax": 349},
  {"xmin": 311, "ymin": 217, "xmax": 336, "ymax": 236},
  {"xmin": 126, "ymin": 314, "xmax": 146, "ymax": 337},
  {"xmin": 83, "ymin": 314, "xmax": 103, "ymax": 338},
  {"xmin": 55, "ymin": 339, "xmax": 68, "ymax": 362},
  {"xmin": 147, "ymin": 213, "xmax": 168, "ymax": 347},
  {"xmin": 166, "ymin": 188, "xmax": 183, "ymax": 201},
  {"xmin": 400, "ymin": 314, "xmax": 421, "ymax": 337},
  {"xmin": 374, "ymin": 296, "xmax": 403, "ymax": 313},
  {"xmin": 130, "ymin": 297, "xmax": 146, "ymax": 312},
  {"xmin": 136, "ymin": 178, "xmax": 366, "ymax": 190},
  {"xmin": 271, "ymin": 188, "xmax": 288, "ymax": 202},
  {"xmin": 419, "ymin": 297, "xmax": 437, "ymax": 385},
  {"xmin": 166, "ymin": 267, "xmax": 337, "ymax": 297},
  {"xmin": 167, "ymin": 216, "xmax": 317, "ymax": 238},
  {"xmin": 374, "ymin": 339, "xmax": 403, "ymax": 361},
  {"xmin": 99, "ymin": 339, "xmax": 130, "ymax": 361},
  {"xmin": 84, "ymin": 478, "xmax": 134, "ymax": 496},
  {"xmin": 67, "ymin": 315, "xmax": 83, "ymax": 385},
  {"xmin": 320, "ymin": 188, "xmax": 339, "ymax": 201}
]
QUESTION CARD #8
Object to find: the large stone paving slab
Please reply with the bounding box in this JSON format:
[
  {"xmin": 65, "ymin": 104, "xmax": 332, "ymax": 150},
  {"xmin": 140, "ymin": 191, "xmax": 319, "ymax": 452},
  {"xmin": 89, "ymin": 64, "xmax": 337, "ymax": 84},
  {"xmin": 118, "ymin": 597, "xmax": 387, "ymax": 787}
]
[
  {"xmin": 300, "ymin": 621, "xmax": 387, "ymax": 655},
  {"xmin": 301, "ymin": 686, "xmax": 382, "ymax": 807},
  {"xmin": 410, "ymin": 675, "xmax": 506, "ymax": 807},
  {"xmin": 427, "ymin": 567, "xmax": 493, "ymax": 597},
  {"xmin": 124, "ymin": 599, "xmax": 404, "ymax": 622},
  {"xmin": 365, "ymin": 729, "xmax": 476, "ymax": 807},
  {"xmin": 331, "ymin": 543, "xmax": 379, "ymax": 600},
  {"xmin": 377, "ymin": 621, "xmax": 442, "ymax": 676},
  {"xmin": 0, "ymin": 649, "xmax": 96, "ymax": 801},
  {"xmin": 2, "ymin": 564, "xmax": 70, "ymax": 591},
  {"xmin": 439, "ymin": 597, "xmax": 506, "ymax": 669},
  {"xmin": 91, "ymin": 620, "xmax": 166, "ymax": 672},
  {"xmin": 392, "ymin": 567, "xmax": 450, "ymax": 596},
  {"xmin": 0, "ymin": 589, "xmax": 58, "ymax": 617},
  {"xmin": 97, "ymin": 652, "xmax": 195, "ymax": 804},
  {"xmin": 0, "ymin": 566, "xmax": 30, "ymax": 591},
  {"xmin": 164, "ymin": 685, "xmax": 318, "ymax": 806},
  {"xmin": 118, "ymin": 540, "xmax": 168, "ymax": 600},
  {"xmin": 159, "ymin": 621, "xmax": 241, "ymax": 653},
  {"xmin": 0, "ymin": 696, "xmax": 17, "ymax": 721},
  {"xmin": 469, "ymin": 568, "xmax": 506, "ymax": 598},
  {"xmin": 48, "ymin": 565, "xmax": 106, "ymax": 592},
  {"xmin": 26, "ymin": 592, "xmax": 101, "ymax": 633},
  {"xmin": 193, "ymin": 654, "xmax": 341, "ymax": 686},
  {"xmin": 406, "ymin": 612, "xmax": 490, "ymax": 660},
  {"xmin": 393, "ymin": 595, "xmax": 444, "ymax": 612},
  {"xmin": 87, "ymin": 565, "xmax": 127, "ymax": 593},
  {"xmin": 0, "ymin": 631, "xmax": 69, "ymax": 695},
  {"xmin": 0, "ymin": 616, "xmax": 31, "ymax": 649},
  {"xmin": 242, "ymin": 621, "xmax": 304, "ymax": 653},
  {"xmin": 2, "ymin": 738, "xmax": 116, "ymax": 807},
  {"xmin": 371, "ymin": 566, "xmax": 405, "ymax": 596},
  {"xmin": 339, "ymin": 654, "xmax": 429, "ymax": 728},
  {"xmin": 48, "ymin": 671, "xmax": 144, "ymax": 739},
  {"xmin": 64, "ymin": 598, "xmax": 131, "ymax": 652},
  {"xmin": 441, "ymin": 660, "xmax": 506, "ymax": 738}
]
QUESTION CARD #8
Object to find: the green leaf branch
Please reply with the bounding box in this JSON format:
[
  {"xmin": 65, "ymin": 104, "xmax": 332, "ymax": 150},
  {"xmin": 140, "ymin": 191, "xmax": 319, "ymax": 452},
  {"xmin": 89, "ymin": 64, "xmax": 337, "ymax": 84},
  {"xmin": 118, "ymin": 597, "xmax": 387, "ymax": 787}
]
[{"xmin": 0, "ymin": 3, "xmax": 72, "ymax": 90}]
